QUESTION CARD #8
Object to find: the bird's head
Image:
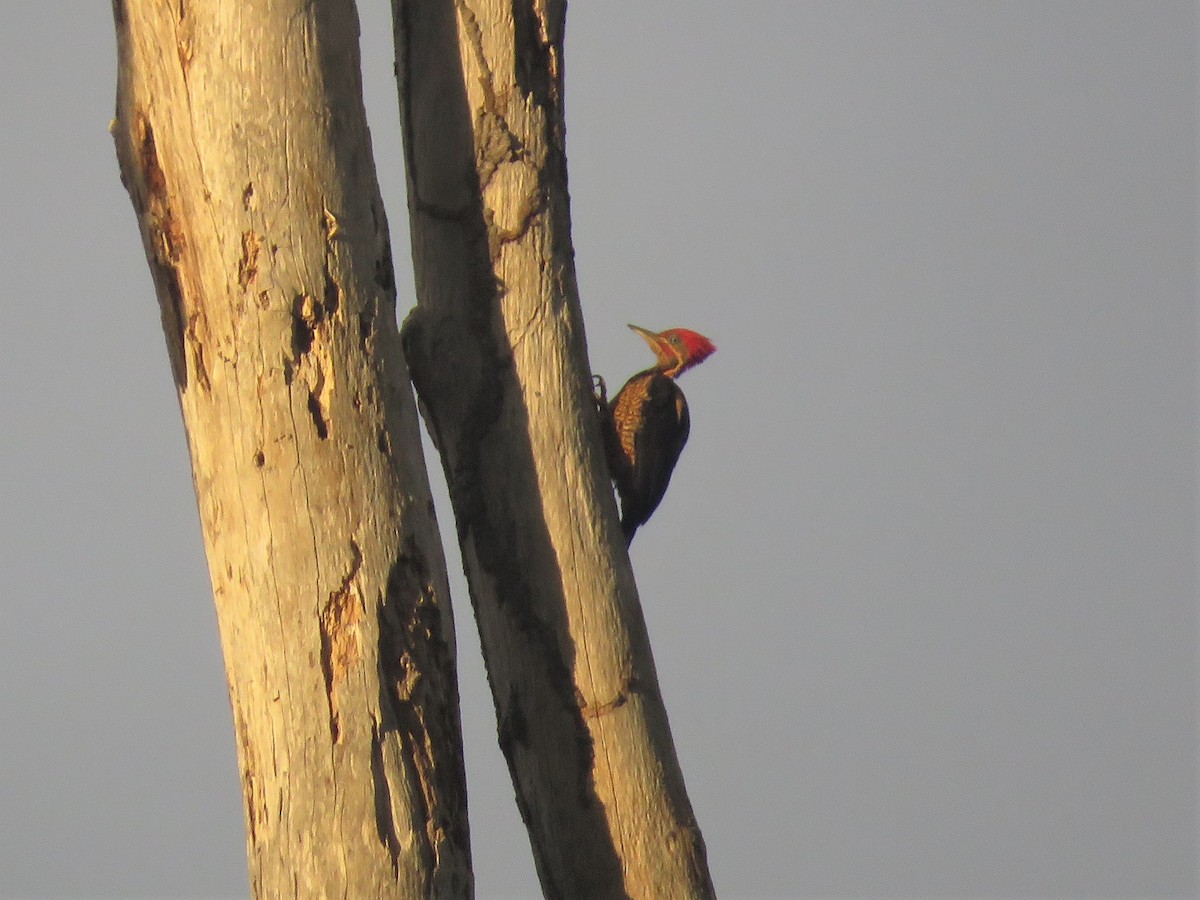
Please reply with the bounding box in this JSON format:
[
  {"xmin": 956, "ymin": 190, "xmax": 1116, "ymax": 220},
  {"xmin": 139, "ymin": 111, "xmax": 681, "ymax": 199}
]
[{"xmin": 628, "ymin": 324, "xmax": 716, "ymax": 378}]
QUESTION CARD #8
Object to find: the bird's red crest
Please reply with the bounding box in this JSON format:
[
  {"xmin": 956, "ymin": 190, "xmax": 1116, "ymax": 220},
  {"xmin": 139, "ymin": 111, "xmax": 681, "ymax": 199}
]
[
  {"xmin": 628, "ymin": 324, "xmax": 716, "ymax": 377},
  {"xmin": 669, "ymin": 329, "xmax": 716, "ymax": 369}
]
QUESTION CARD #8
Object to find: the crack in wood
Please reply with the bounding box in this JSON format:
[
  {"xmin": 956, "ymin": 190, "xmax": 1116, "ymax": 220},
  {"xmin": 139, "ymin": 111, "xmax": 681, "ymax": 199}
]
[
  {"xmin": 237, "ymin": 230, "xmax": 261, "ymax": 290},
  {"xmin": 369, "ymin": 719, "xmax": 404, "ymax": 876},
  {"xmin": 318, "ymin": 541, "xmax": 364, "ymax": 745}
]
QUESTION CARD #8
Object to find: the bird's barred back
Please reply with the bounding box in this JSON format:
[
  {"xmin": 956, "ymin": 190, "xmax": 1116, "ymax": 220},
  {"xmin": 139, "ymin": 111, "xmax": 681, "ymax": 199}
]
[{"xmin": 613, "ymin": 375, "xmax": 654, "ymax": 468}]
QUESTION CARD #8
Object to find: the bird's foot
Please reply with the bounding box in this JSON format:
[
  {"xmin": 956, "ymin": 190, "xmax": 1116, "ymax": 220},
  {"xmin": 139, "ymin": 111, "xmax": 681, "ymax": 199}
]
[{"xmin": 592, "ymin": 374, "xmax": 608, "ymax": 406}]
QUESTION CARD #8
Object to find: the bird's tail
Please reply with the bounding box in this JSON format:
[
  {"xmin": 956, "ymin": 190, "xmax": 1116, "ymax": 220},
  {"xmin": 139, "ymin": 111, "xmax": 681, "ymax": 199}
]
[{"xmin": 621, "ymin": 517, "xmax": 639, "ymax": 545}]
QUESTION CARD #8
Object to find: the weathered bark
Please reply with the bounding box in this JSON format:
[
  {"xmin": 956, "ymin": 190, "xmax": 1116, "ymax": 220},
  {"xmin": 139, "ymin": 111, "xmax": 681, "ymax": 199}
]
[
  {"xmin": 111, "ymin": 1, "xmax": 471, "ymax": 896},
  {"xmin": 392, "ymin": 2, "xmax": 714, "ymax": 897}
]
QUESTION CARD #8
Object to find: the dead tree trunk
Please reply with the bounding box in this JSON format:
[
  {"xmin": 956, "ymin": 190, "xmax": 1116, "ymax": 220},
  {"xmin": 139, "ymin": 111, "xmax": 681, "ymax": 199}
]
[
  {"xmin": 392, "ymin": 2, "xmax": 715, "ymax": 896},
  {"xmin": 111, "ymin": 1, "xmax": 471, "ymax": 895}
]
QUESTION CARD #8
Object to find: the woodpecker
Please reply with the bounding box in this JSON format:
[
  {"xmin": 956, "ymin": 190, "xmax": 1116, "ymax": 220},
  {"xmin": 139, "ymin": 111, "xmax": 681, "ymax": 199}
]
[{"xmin": 597, "ymin": 324, "xmax": 716, "ymax": 543}]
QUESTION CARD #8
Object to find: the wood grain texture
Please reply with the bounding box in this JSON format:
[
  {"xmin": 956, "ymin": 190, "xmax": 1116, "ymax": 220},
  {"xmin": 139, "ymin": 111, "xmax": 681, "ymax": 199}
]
[
  {"xmin": 111, "ymin": 1, "xmax": 471, "ymax": 895},
  {"xmin": 393, "ymin": 1, "xmax": 714, "ymax": 896}
]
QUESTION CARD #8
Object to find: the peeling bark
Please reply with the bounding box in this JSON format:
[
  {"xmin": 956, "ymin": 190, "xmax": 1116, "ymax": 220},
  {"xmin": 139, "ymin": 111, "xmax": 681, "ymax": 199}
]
[
  {"xmin": 392, "ymin": 1, "xmax": 715, "ymax": 897},
  {"xmin": 111, "ymin": 1, "xmax": 471, "ymax": 896}
]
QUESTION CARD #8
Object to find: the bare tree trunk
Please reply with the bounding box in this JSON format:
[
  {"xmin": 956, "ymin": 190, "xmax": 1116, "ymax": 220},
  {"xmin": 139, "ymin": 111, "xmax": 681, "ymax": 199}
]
[
  {"xmin": 111, "ymin": 1, "xmax": 471, "ymax": 896},
  {"xmin": 392, "ymin": 2, "xmax": 715, "ymax": 897}
]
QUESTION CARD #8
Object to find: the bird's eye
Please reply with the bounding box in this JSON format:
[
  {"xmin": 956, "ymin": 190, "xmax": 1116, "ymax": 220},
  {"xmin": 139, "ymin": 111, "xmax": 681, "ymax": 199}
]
[{"xmin": 669, "ymin": 335, "xmax": 683, "ymax": 346}]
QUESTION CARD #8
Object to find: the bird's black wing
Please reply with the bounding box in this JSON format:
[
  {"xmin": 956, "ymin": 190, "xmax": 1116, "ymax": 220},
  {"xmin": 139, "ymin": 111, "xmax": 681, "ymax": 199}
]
[{"xmin": 620, "ymin": 373, "xmax": 690, "ymax": 541}]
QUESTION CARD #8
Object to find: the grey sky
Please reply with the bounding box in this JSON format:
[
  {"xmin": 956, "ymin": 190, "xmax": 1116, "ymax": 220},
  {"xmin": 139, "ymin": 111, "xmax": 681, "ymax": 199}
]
[{"xmin": 1, "ymin": 2, "xmax": 1195, "ymax": 897}]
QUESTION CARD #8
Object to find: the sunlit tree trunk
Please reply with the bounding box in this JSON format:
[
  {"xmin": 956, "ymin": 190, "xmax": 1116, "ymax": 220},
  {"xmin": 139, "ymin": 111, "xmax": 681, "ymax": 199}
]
[
  {"xmin": 111, "ymin": 1, "xmax": 471, "ymax": 895},
  {"xmin": 392, "ymin": 1, "xmax": 714, "ymax": 896}
]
